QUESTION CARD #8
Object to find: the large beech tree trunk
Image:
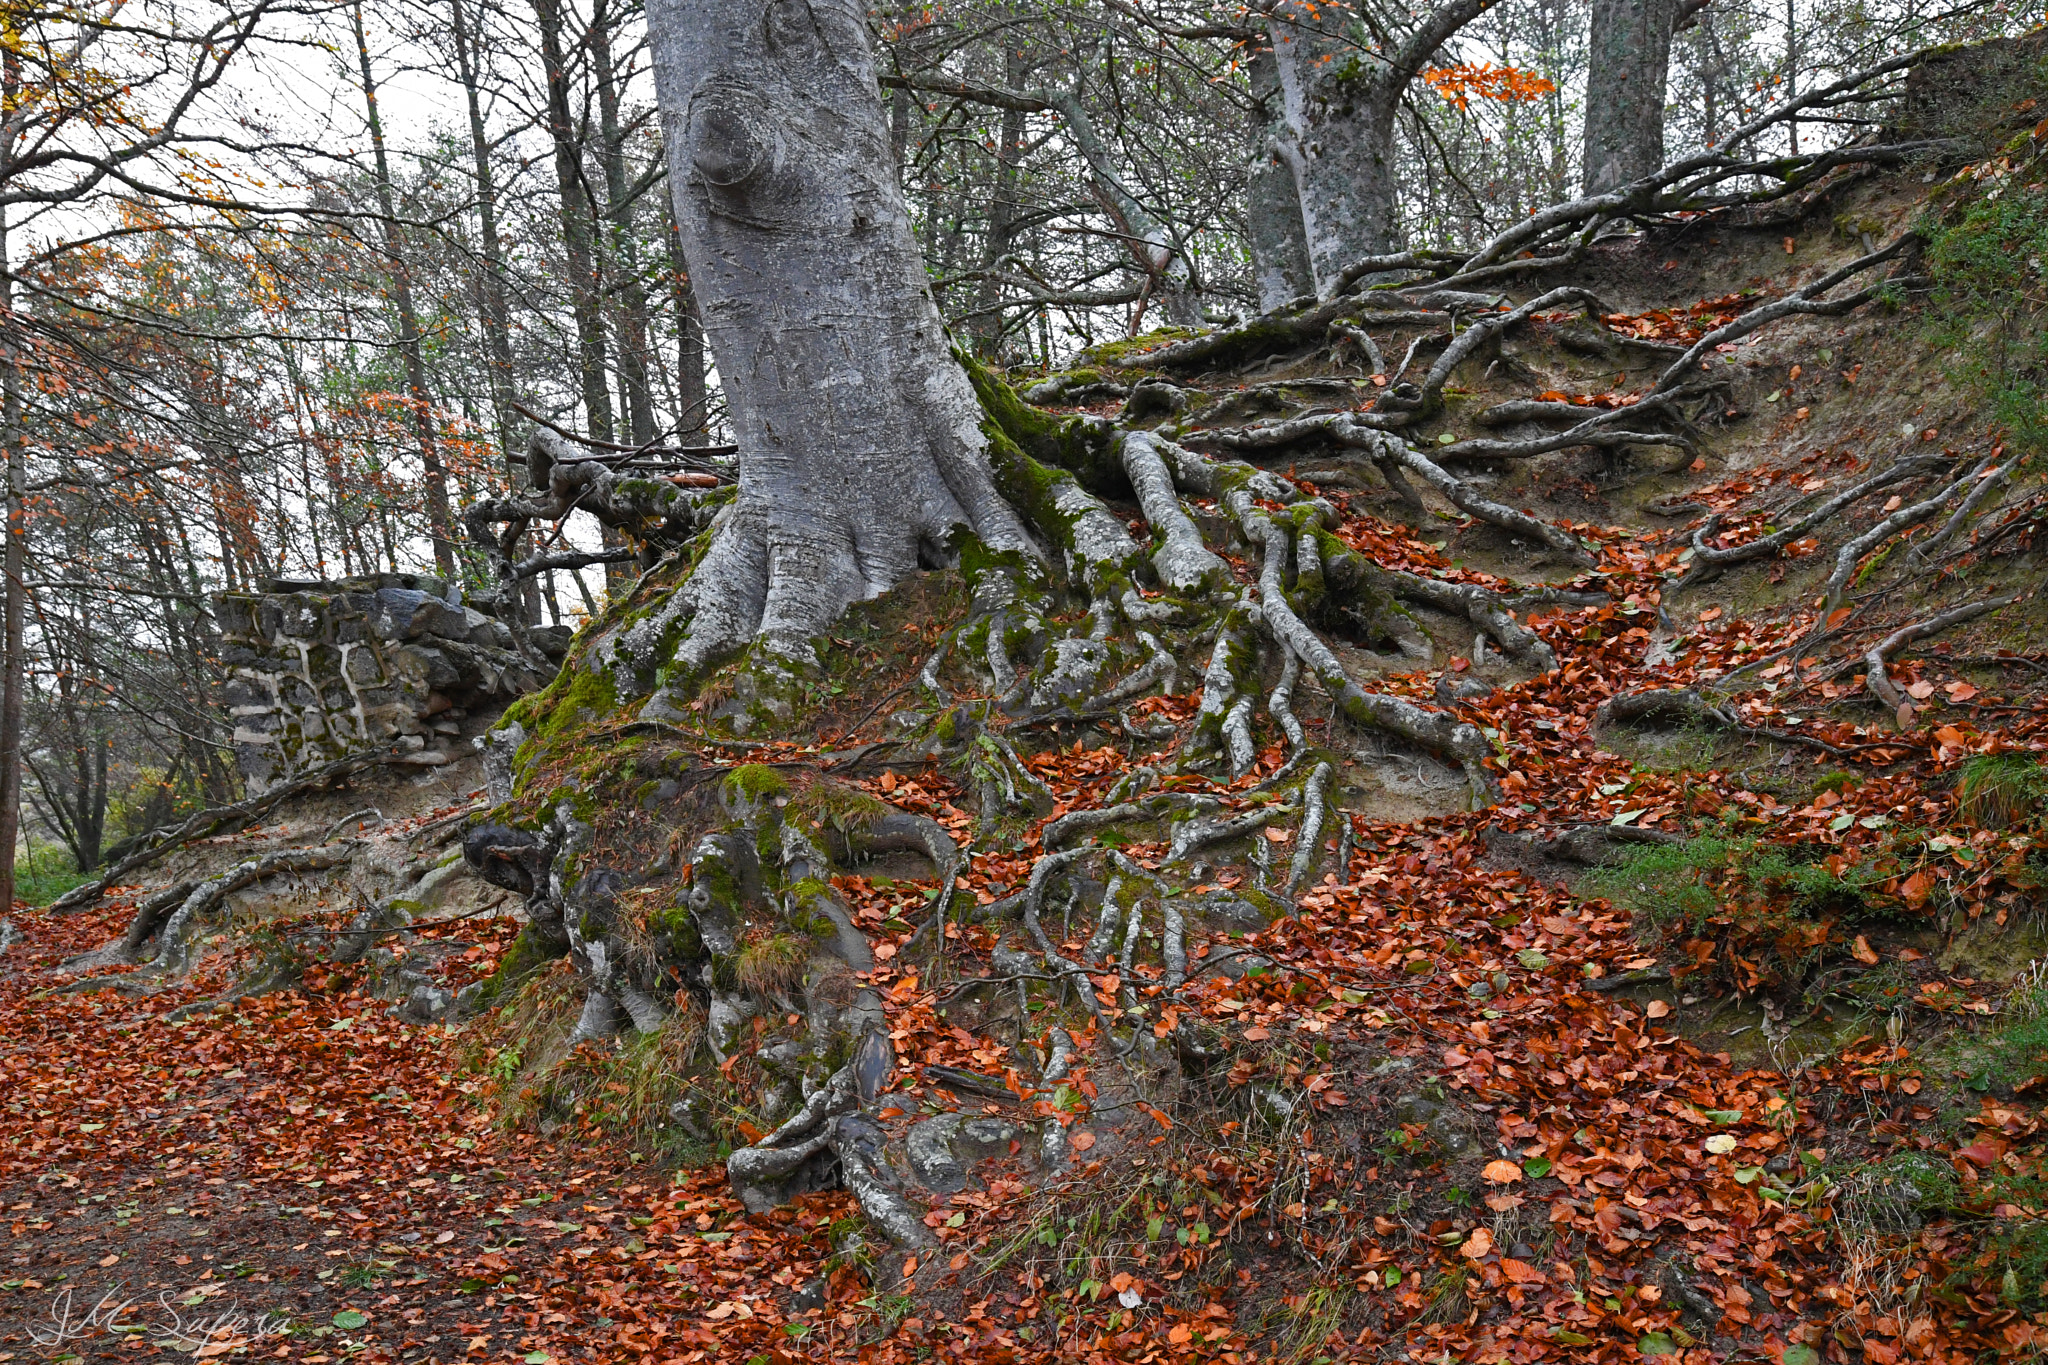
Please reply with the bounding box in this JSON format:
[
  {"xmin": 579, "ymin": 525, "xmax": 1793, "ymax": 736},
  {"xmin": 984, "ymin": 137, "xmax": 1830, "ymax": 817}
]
[
  {"xmin": 1582, "ymin": 0, "xmax": 1684, "ymax": 193},
  {"xmin": 646, "ymin": 0, "xmax": 1034, "ymax": 667},
  {"xmin": 1268, "ymin": 2, "xmax": 1401, "ymax": 293},
  {"xmin": 1267, "ymin": 0, "xmax": 1488, "ymax": 294}
]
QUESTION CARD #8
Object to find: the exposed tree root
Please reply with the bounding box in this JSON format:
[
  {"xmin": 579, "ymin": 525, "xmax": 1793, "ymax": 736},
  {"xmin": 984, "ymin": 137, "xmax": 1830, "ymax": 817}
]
[
  {"xmin": 430, "ymin": 182, "xmax": 1950, "ymax": 1281},
  {"xmin": 1686, "ymin": 453, "xmax": 1944, "ymax": 580},
  {"xmin": 1914, "ymin": 462, "xmax": 2012, "ymax": 563},
  {"xmin": 1863, "ymin": 596, "xmax": 2019, "ymax": 725},
  {"xmin": 1822, "ymin": 459, "xmax": 1987, "ymax": 613},
  {"xmin": 1351, "ymin": 426, "xmax": 1595, "ymax": 566},
  {"xmin": 1596, "ymin": 686, "xmax": 1871, "ymax": 758},
  {"xmin": 1231, "ymin": 491, "xmax": 1492, "ymax": 793},
  {"xmin": 1118, "ymin": 430, "xmax": 1227, "ymax": 591},
  {"xmin": 1653, "ymin": 238, "xmax": 1919, "ymax": 395},
  {"xmin": 60, "ymin": 846, "xmax": 359, "ymax": 987},
  {"xmin": 1284, "ymin": 761, "xmax": 1335, "ymax": 893}
]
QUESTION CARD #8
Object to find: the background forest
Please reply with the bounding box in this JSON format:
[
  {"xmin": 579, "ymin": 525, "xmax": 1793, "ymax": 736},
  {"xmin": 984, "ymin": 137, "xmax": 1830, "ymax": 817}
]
[{"xmin": 0, "ymin": 0, "xmax": 2029, "ymax": 885}]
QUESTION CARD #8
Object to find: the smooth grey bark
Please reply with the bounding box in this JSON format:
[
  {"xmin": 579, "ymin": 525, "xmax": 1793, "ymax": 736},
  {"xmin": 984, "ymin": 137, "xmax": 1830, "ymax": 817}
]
[
  {"xmin": 1045, "ymin": 86, "xmax": 1201, "ymax": 326},
  {"xmin": 1246, "ymin": 42, "xmax": 1313, "ymax": 312},
  {"xmin": 1582, "ymin": 0, "xmax": 1684, "ymax": 194},
  {"xmin": 1268, "ymin": 0, "xmax": 1490, "ymax": 294},
  {"xmin": 664, "ymin": 205, "xmax": 709, "ymax": 446},
  {"xmin": 644, "ymin": 0, "xmax": 1034, "ymax": 673}
]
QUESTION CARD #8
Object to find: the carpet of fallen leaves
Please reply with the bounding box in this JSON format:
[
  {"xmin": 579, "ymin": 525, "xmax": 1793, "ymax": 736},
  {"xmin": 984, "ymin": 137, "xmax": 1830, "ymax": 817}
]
[{"xmin": 4, "ymin": 470, "xmax": 2047, "ymax": 1364}]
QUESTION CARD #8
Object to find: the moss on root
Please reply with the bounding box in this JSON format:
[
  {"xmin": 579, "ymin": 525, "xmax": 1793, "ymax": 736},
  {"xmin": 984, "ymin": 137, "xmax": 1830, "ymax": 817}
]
[
  {"xmin": 724, "ymin": 763, "xmax": 792, "ymax": 802},
  {"xmin": 966, "ymin": 355, "xmax": 1121, "ymax": 489}
]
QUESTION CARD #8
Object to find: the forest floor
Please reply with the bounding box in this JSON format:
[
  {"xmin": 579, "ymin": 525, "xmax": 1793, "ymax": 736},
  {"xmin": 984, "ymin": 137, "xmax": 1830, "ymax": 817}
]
[{"xmin": 9, "ymin": 145, "xmax": 2048, "ymax": 1365}]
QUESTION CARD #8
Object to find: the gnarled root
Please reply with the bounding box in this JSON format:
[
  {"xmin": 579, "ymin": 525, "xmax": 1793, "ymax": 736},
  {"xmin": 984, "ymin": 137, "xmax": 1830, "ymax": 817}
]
[
  {"xmin": 1863, "ymin": 596, "xmax": 2018, "ymax": 726},
  {"xmin": 1354, "ymin": 428, "xmax": 1594, "ymax": 568},
  {"xmin": 1284, "ymin": 762, "xmax": 1336, "ymax": 894},
  {"xmin": 1231, "ymin": 493, "xmax": 1492, "ymax": 796},
  {"xmin": 1822, "ymin": 458, "xmax": 1989, "ymax": 613},
  {"xmin": 1685, "ymin": 453, "xmax": 1944, "ymax": 582}
]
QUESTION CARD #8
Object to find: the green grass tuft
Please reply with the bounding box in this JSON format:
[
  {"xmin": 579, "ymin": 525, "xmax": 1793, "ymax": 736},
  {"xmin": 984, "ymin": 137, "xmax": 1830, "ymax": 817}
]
[
  {"xmin": 736, "ymin": 933, "xmax": 810, "ymax": 996},
  {"xmin": 1958, "ymin": 753, "xmax": 2048, "ymax": 829}
]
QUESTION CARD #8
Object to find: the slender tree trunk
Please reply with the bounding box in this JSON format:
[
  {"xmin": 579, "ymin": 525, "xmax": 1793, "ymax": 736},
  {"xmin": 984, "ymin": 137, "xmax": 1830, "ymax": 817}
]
[
  {"xmin": 1245, "ymin": 40, "xmax": 1314, "ymax": 312},
  {"xmin": 534, "ymin": 0, "xmax": 618, "ymax": 444},
  {"xmin": 351, "ymin": 0, "xmax": 457, "ymax": 577},
  {"xmin": 968, "ymin": 47, "xmax": 1031, "ymax": 355},
  {"xmin": 591, "ymin": 0, "xmax": 660, "ymax": 448},
  {"xmin": 969, "ymin": 92, "xmax": 1028, "ymax": 350},
  {"xmin": 1582, "ymin": 0, "xmax": 1683, "ymax": 193},
  {"xmin": 1047, "ymin": 87, "xmax": 1202, "ymax": 325},
  {"xmin": 1783, "ymin": 0, "xmax": 1798, "ymax": 156},
  {"xmin": 644, "ymin": 0, "xmax": 1033, "ymax": 677},
  {"xmin": 0, "ymin": 205, "xmax": 22, "ymax": 909},
  {"xmin": 456, "ymin": 0, "xmax": 541, "ymax": 622},
  {"xmin": 451, "ymin": 0, "xmax": 520, "ymax": 468}
]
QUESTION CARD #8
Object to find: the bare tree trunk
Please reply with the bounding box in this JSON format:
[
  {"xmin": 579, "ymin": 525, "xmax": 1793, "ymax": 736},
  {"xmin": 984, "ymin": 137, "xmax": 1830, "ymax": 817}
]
[
  {"xmin": 0, "ymin": 205, "xmax": 21, "ymax": 910},
  {"xmin": 1245, "ymin": 41, "xmax": 1313, "ymax": 312},
  {"xmin": 534, "ymin": 0, "xmax": 617, "ymax": 445},
  {"xmin": 351, "ymin": 0, "xmax": 457, "ymax": 578},
  {"xmin": 451, "ymin": 0, "xmax": 543, "ymax": 622},
  {"xmin": 644, "ymin": 0, "xmax": 1033, "ymax": 677},
  {"xmin": 1268, "ymin": 0, "xmax": 1489, "ymax": 293},
  {"xmin": 451, "ymin": 0, "xmax": 519, "ymax": 466},
  {"xmin": 1047, "ymin": 86, "xmax": 1202, "ymax": 326},
  {"xmin": 591, "ymin": 0, "xmax": 660, "ymax": 448},
  {"xmin": 1583, "ymin": 0, "xmax": 1684, "ymax": 193},
  {"xmin": 969, "ymin": 49, "xmax": 1030, "ymax": 356}
]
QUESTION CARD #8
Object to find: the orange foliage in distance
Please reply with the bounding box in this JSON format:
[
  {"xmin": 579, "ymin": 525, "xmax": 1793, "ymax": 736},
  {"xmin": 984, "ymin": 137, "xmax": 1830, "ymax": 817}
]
[{"xmin": 1421, "ymin": 62, "xmax": 1556, "ymax": 110}]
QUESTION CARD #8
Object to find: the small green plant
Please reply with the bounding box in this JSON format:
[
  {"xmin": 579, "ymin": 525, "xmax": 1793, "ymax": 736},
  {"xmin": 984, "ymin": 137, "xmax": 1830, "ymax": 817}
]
[
  {"xmin": 336, "ymin": 1261, "xmax": 389, "ymax": 1289},
  {"xmin": 1585, "ymin": 835, "xmax": 1877, "ymax": 930},
  {"xmin": 1958, "ymin": 753, "xmax": 2048, "ymax": 829},
  {"xmin": 1926, "ymin": 185, "xmax": 2048, "ymax": 455},
  {"xmin": 1586, "ymin": 836, "xmax": 1891, "ymax": 990},
  {"xmin": 1952, "ymin": 1160, "xmax": 2048, "ymax": 1313},
  {"xmin": 1962, "ymin": 1007, "xmax": 2048, "ymax": 1094},
  {"xmin": 1580, "ymin": 836, "xmax": 1732, "ymax": 930}
]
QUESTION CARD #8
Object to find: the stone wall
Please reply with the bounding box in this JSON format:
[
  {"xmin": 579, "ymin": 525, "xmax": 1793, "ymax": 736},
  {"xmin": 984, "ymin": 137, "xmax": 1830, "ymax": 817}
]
[{"xmin": 216, "ymin": 573, "xmax": 566, "ymax": 793}]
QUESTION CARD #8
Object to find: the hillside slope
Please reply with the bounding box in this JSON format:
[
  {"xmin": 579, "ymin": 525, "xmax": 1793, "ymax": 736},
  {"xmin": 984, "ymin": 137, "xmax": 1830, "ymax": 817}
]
[{"xmin": 7, "ymin": 70, "xmax": 2048, "ymax": 1365}]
